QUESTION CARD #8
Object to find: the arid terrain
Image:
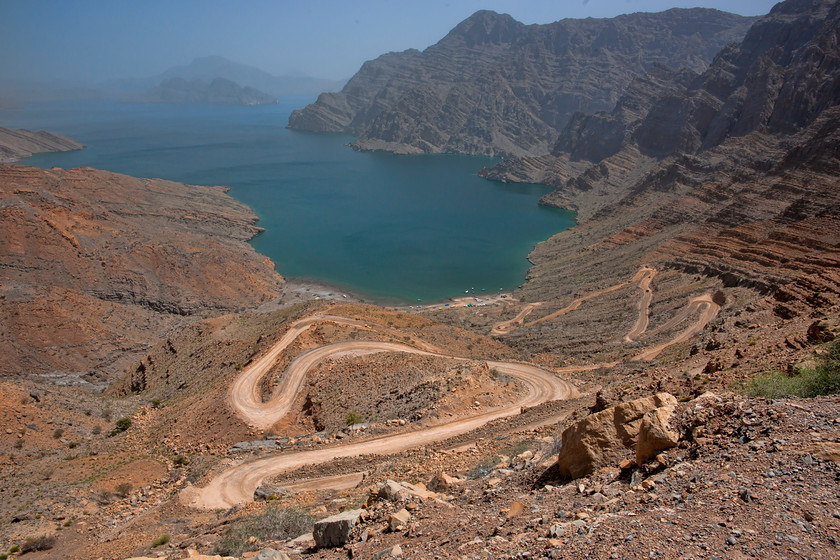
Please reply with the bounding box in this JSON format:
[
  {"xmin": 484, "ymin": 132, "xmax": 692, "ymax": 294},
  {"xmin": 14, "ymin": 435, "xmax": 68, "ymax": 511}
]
[{"xmin": 1, "ymin": 1, "xmax": 839, "ymax": 559}]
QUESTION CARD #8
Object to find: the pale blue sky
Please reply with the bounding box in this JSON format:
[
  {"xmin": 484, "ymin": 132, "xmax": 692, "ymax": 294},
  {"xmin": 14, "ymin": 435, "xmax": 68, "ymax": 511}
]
[{"xmin": 0, "ymin": 0, "xmax": 780, "ymax": 84}]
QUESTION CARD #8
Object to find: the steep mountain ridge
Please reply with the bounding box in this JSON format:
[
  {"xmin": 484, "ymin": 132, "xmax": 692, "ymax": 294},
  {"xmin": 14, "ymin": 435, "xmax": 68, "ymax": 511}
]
[
  {"xmin": 288, "ymin": 9, "xmax": 757, "ymax": 156},
  {"xmin": 479, "ymin": 0, "xmax": 840, "ymax": 346}
]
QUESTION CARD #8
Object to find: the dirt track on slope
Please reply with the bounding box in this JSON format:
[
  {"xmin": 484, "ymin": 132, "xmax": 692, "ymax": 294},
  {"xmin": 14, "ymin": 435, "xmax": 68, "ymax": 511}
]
[
  {"xmin": 184, "ymin": 268, "xmax": 720, "ymax": 510},
  {"xmin": 183, "ymin": 335, "xmax": 577, "ymax": 508}
]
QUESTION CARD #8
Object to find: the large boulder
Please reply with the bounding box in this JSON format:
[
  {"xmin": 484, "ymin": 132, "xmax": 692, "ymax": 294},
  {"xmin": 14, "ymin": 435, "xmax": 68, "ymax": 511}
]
[
  {"xmin": 313, "ymin": 509, "xmax": 364, "ymax": 548},
  {"xmin": 557, "ymin": 393, "xmax": 677, "ymax": 478},
  {"xmin": 636, "ymin": 402, "xmax": 680, "ymax": 464}
]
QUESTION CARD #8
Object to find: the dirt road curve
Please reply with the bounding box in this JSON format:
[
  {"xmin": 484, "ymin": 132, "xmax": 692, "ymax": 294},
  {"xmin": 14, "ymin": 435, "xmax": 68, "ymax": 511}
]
[
  {"xmin": 184, "ymin": 354, "xmax": 577, "ymax": 509},
  {"xmin": 184, "ymin": 271, "xmax": 720, "ymax": 510},
  {"xmin": 183, "ymin": 314, "xmax": 579, "ymax": 509},
  {"xmin": 491, "ymin": 267, "xmax": 657, "ymax": 337}
]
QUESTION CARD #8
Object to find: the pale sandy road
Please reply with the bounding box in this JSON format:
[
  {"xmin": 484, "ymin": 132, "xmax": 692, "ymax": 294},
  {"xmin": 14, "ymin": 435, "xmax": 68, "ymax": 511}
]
[
  {"xmin": 183, "ymin": 356, "xmax": 578, "ymax": 509},
  {"xmin": 624, "ymin": 268, "xmax": 657, "ymax": 342},
  {"xmin": 509, "ymin": 266, "xmax": 656, "ymax": 331},
  {"xmin": 230, "ymin": 314, "xmax": 443, "ymax": 430},
  {"xmin": 229, "ymin": 315, "xmax": 372, "ymax": 430},
  {"xmin": 490, "ymin": 302, "xmax": 543, "ymax": 335},
  {"xmin": 631, "ymin": 294, "xmax": 720, "ymax": 361}
]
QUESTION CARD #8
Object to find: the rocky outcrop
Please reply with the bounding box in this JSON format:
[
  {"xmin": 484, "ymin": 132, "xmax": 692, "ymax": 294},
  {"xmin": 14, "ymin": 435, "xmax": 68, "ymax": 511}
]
[
  {"xmin": 289, "ymin": 9, "xmax": 756, "ymax": 157},
  {"xmin": 481, "ymin": 0, "xmax": 840, "ymax": 335},
  {"xmin": 313, "ymin": 509, "xmax": 365, "ymax": 548},
  {"xmin": 137, "ymin": 77, "xmax": 278, "ymax": 106},
  {"xmin": 0, "ymin": 164, "xmax": 284, "ymax": 381},
  {"xmin": 0, "ymin": 127, "xmax": 84, "ymax": 162},
  {"xmin": 556, "ymin": 393, "xmax": 677, "ymax": 479}
]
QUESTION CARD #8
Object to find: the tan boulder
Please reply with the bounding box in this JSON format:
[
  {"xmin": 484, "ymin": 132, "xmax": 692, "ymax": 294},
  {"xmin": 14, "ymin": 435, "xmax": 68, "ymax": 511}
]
[
  {"xmin": 636, "ymin": 403, "xmax": 680, "ymax": 465},
  {"xmin": 557, "ymin": 393, "xmax": 677, "ymax": 478}
]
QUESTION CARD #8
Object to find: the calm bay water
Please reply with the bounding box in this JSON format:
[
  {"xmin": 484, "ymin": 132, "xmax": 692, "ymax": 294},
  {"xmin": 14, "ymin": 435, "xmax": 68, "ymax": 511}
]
[{"xmin": 2, "ymin": 100, "xmax": 574, "ymax": 303}]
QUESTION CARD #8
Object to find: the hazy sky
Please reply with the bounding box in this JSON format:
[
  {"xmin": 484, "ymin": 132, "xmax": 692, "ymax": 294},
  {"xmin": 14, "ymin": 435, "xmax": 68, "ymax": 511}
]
[{"xmin": 1, "ymin": 0, "xmax": 780, "ymax": 84}]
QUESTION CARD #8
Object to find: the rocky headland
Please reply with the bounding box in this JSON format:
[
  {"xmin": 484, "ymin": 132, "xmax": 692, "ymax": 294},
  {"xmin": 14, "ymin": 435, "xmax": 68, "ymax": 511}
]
[
  {"xmin": 288, "ymin": 8, "xmax": 757, "ymax": 156},
  {"xmin": 0, "ymin": 127, "xmax": 84, "ymax": 162},
  {"xmin": 0, "ymin": 164, "xmax": 284, "ymax": 386}
]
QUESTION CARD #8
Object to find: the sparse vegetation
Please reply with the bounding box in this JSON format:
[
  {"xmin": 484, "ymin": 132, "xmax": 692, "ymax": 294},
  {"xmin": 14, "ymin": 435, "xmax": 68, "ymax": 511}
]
[
  {"xmin": 115, "ymin": 482, "xmax": 132, "ymax": 498},
  {"xmin": 747, "ymin": 339, "xmax": 840, "ymax": 399},
  {"xmin": 52, "ymin": 428, "xmax": 64, "ymax": 439},
  {"xmin": 173, "ymin": 454, "xmax": 189, "ymax": 466},
  {"xmin": 20, "ymin": 535, "xmax": 56, "ymax": 553},
  {"xmin": 345, "ymin": 410, "xmax": 363, "ymax": 426},
  {"xmin": 213, "ymin": 505, "xmax": 313, "ymax": 556},
  {"xmin": 151, "ymin": 534, "xmax": 170, "ymax": 547},
  {"xmin": 109, "ymin": 416, "xmax": 132, "ymax": 436},
  {"xmin": 150, "ymin": 398, "xmax": 163, "ymax": 408},
  {"xmin": 9, "ymin": 545, "xmax": 19, "ymax": 553}
]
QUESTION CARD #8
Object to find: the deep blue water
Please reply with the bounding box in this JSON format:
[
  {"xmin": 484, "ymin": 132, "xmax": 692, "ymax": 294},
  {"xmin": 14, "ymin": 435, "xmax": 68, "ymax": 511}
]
[{"xmin": 1, "ymin": 100, "xmax": 574, "ymax": 304}]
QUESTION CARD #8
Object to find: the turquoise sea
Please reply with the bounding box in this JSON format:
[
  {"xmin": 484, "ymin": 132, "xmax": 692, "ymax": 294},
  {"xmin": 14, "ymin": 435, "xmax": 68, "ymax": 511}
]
[{"xmin": 1, "ymin": 100, "xmax": 574, "ymax": 304}]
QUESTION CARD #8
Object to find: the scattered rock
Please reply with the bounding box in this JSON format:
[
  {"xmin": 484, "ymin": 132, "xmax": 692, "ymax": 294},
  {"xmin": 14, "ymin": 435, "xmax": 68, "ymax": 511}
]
[
  {"xmin": 313, "ymin": 509, "xmax": 365, "ymax": 548},
  {"xmin": 388, "ymin": 508, "xmax": 412, "ymax": 531}
]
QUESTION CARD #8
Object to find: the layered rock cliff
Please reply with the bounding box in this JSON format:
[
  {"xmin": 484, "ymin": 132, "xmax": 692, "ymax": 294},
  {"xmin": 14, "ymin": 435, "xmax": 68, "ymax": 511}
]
[
  {"xmin": 288, "ymin": 9, "xmax": 757, "ymax": 156},
  {"xmin": 483, "ymin": 0, "xmax": 840, "ymax": 329},
  {"xmin": 0, "ymin": 165, "xmax": 284, "ymax": 383},
  {"xmin": 0, "ymin": 127, "xmax": 84, "ymax": 162}
]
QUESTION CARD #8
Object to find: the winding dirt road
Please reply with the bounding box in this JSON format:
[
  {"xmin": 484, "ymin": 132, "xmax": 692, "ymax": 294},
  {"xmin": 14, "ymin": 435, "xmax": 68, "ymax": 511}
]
[
  {"xmin": 183, "ymin": 267, "xmax": 720, "ymax": 510},
  {"xmin": 183, "ymin": 315, "xmax": 578, "ymax": 509}
]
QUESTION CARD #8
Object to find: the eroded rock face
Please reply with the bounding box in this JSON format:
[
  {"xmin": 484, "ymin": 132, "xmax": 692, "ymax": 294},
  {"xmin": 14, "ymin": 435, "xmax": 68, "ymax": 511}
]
[
  {"xmin": 636, "ymin": 402, "xmax": 680, "ymax": 465},
  {"xmin": 0, "ymin": 164, "xmax": 284, "ymax": 382},
  {"xmin": 288, "ymin": 9, "xmax": 756, "ymax": 157},
  {"xmin": 556, "ymin": 393, "xmax": 677, "ymax": 479}
]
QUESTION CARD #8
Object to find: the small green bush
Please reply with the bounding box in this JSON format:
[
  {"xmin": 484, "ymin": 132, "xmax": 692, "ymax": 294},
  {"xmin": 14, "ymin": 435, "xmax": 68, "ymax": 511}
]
[
  {"xmin": 9, "ymin": 545, "xmax": 19, "ymax": 553},
  {"xmin": 1, "ymin": 553, "xmax": 8, "ymax": 560},
  {"xmin": 152, "ymin": 534, "xmax": 170, "ymax": 547},
  {"xmin": 109, "ymin": 417, "xmax": 132, "ymax": 437},
  {"xmin": 747, "ymin": 339, "xmax": 840, "ymax": 398},
  {"xmin": 115, "ymin": 482, "xmax": 132, "ymax": 498},
  {"xmin": 345, "ymin": 411, "xmax": 362, "ymax": 426},
  {"xmin": 213, "ymin": 505, "xmax": 313, "ymax": 556},
  {"xmin": 173, "ymin": 454, "xmax": 189, "ymax": 466}
]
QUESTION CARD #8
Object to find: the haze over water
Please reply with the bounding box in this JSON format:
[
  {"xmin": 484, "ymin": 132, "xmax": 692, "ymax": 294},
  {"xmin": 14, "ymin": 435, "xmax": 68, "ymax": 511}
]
[{"xmin": 3, "ymin": 100, "xmax": 574, "ymax": 304}]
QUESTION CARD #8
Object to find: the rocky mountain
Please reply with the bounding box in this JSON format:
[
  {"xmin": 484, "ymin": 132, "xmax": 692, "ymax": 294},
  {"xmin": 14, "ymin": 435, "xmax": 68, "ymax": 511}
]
[
  {"xmin": 136, "ymin": 77, "xmax": 278, "ymax": 106},
  {"xmin": 0, "ymin": 164, "xmax": 284, "ymax": 385},
  {"xmin": 475, "ymin": 0, "xmax": 840, "ymax": 359},
  {"xmin": 104, "ymin": 56, "xmax": 346, "ymax": 98},
  {"xmin": 288, "ymin": 9, "xmax": 758, "ymax": 156},
  {"xmin": 0, "ymin": 127, "xmax": 84, "ymax": 162}
]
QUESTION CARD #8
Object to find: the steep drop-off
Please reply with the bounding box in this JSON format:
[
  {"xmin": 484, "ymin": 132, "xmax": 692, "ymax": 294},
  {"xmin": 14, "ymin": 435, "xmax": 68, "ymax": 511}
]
[
  {"xmin": 288, "ymin": 9, "xmax": 757, "ymax": 156},
  {"xmin": 0, "ymin": 164, "xmax": 284, "ymax": 383}
]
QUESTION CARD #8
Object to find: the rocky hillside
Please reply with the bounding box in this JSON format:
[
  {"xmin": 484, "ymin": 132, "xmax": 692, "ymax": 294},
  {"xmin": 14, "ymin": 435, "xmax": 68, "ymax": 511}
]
[
  {"xmin": 0, "ymin": 126, "xmax": 84, "ymax": 162},
  {"xmin": 0, "ymin": 164, "xmax": 284, "ymax": 385},
  {"xmin": 288, "ymin": 9, "xmax": 757, "ymax": 156},
  {"xmin": 475, "ymin": 0, "xmax": 840, "ymax": 354},
  {"xmin": 137, "ymin": 77, "xmax": 278, "ymax": 106}
]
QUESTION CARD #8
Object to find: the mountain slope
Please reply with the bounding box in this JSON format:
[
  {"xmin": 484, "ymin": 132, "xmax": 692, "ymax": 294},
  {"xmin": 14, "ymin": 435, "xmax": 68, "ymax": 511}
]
[
  {"xmin": 477, "ymin": 0, "xmax": 840, "ymax": 359},
  {"xmin": 288, "ymin": 9, "xmax": 758, "ymax": 157}
]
